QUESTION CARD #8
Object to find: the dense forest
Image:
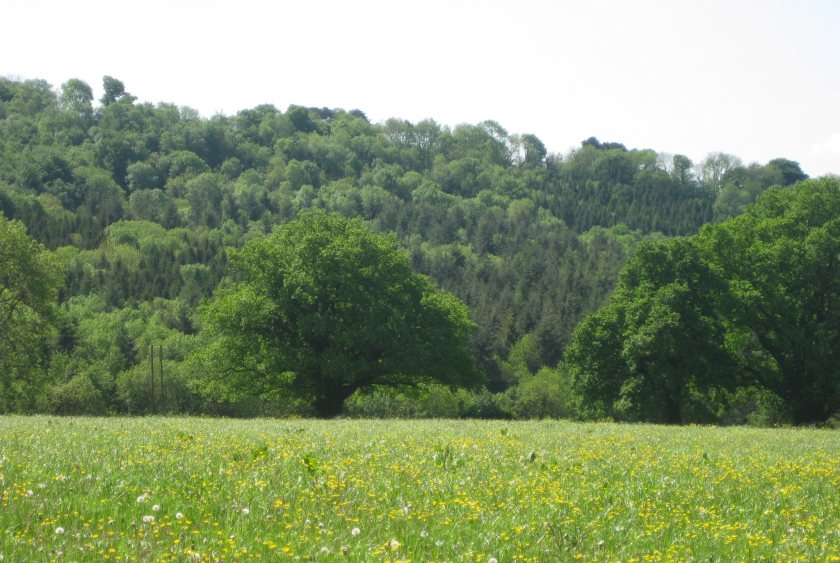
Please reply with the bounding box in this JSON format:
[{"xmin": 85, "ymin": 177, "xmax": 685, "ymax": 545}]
[{"xmin": 2, "ymin": 75, "xmax": 835, "ymax": 424}]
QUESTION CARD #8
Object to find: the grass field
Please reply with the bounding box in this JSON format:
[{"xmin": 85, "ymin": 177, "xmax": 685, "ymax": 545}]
[{"xmin": 0, "ymin": 417, "xmax": 838, "ymax": 561}]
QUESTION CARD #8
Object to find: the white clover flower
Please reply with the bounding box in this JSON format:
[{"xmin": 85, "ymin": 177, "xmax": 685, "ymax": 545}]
[
  {"xmin": 240, "ymin": 507, "xmax": 250, "ymax": 515},
  {"xmin": 55, "ymin": 527, "xmax": 65, "ymax": 535},
  {"xmin": 351, "ymin": 527, "xmax": 361, "ymax": 537},
  {"xmin": 152, "ymin": 504, "xmax": 160, "ymax": 512},
  {"xmin": 389, "ymin": 539, "xmax": 400, "ymax": 549},
  {"xmin": 175, "ymin": 512, "xmax": 184, "ymax": 521},
  {"xmin": 142, "ymin": 515, "xmax": 155, "ymax": 523}
]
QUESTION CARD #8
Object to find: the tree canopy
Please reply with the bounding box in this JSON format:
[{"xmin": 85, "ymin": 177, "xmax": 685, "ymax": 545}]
[
  {"xmin": 197, "ymin": 210, "xmax": 480, "ymax": 416},
  {"xmin": 0, "ymin": 74, "xmax": 823, "ymax": 421},
  {"xmin": 0, "ymin": 213, "xmax": 63, "ymax": 411},
  {"xmin": 564, "ymin": 178, "xmax": 840, "ymax": 425}
]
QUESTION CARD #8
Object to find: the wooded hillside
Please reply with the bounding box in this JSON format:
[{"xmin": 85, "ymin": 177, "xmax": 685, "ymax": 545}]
[{"xmin": 3, "ymin": 75, "xmax": 827, "ymax": 423}]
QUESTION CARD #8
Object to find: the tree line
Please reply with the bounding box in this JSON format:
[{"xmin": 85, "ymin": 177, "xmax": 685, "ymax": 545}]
[{"xmin": 2, "ymin": 75, "xmax": 832, "ymax": 424}]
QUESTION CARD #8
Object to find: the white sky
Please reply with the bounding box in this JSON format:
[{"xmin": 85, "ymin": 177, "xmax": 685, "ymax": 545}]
[{"xmin": 4, "ymin": 0, "xmax": 839, "ymax": 176}]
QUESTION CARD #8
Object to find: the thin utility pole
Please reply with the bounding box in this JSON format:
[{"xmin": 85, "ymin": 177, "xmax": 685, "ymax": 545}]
[
  {"xmin": 149, "ymin": 344, "xmax": 156, "ymax": 414},
  {"xmin": 159, "ymin": 345, "xmax": 164, "ymax": 413},
  {"xmin": 149, "ymin": 344, "xmax": 164, "ymax": 414}
]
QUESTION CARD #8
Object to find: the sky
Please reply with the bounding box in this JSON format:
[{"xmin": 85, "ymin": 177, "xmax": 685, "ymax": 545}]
[{"xmin": 4, "ymin": 0, "xmax": 839, "ymax": 177}]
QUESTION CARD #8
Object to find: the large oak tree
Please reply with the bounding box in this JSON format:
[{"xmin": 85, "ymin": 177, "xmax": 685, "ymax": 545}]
[
  {"xmin": 565, "ymin": 178, "xmax": 840, "ymax": 424},
  {"xmin": 197, "ymin": 210, "xmax": 479, "ymax": 416}
]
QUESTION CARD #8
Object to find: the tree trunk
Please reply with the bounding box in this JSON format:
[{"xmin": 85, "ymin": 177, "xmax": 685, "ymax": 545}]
[{"xmin": 312, "ymin": 388, "xmax": 351, "ymax": 418}]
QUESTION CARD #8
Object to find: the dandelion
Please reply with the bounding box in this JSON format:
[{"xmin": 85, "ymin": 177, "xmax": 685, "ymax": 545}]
[
  {"xmin": 137, "ymin": 494, "xmax": 149, "ymax": 504},
  {"xmin": 340, "ymin": 545, "xmax": 350, "ymax": 555},
  {"xmin": 152, "ymin": 504, "xmax": 160, "ymax": 512},
  {"xmin": 175, "ymin": 512, "xmax": 184, "ymax": 520},
  {"xmin": 435, "ymin": 540, "xmax": 444, "ymax": 547},
  {"xmin": 351, "ymin": 527, "xmax": 361, "ymax": 537},
  {"xmin": 55, "ymin": 527, "xmax": 65, "ymax": 535},
  {"xmin": 420, "ymin": 530, "xmax": 429, "ymax": 538},
  {"xmin": 241, "ymin": 507, "xmax": 250, "ymax": 515},
  {"xmin": 390, "ymin": 539, "xmax": 400, "ymax": 550},
  {"xmin": 143, "ymin": 515, "xmax": 155, "ymax": 523},
  {"xmin": 320, "ymin": 547, "xmax": 330, "ymax": 554},
  {"xmin": 25, "ymin": 489, "xmax": 33, "ymax": 496},
  {"xmin": 489, "ymin": 558, "xmax": 498, "ymax": 563}
]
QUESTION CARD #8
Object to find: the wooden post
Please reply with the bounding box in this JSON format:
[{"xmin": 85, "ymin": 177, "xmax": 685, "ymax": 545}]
[
  {"xmin": 159, "ymin": 345, "xmax": 164, "ymax": 414},
  {"xmin": 149, "ymin": 344, "xmax": 156, "ymax": 414}
]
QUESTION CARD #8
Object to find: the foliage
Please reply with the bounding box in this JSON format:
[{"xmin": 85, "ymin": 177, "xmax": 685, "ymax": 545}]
[
  {"xmin": 565, "ymin": 179, "xmax": 840, "ymax": 424},
  {"xmin": 0, "ymin": 75, "xmax": 822, "ymax": 419},
  {"xmin": 197, "ymin": 211, "xmax": 479, "ymax": 416},
  {"xmin": 41, "ymin": 373, "xmax": 105, "ymax": 415},
  {"xmin": 500, "ymin": 366, "xmax": 575, "ymax": 419},
  {"xmin": 0, "ymin": 214, "xmax": 63, "ymax": 412}
]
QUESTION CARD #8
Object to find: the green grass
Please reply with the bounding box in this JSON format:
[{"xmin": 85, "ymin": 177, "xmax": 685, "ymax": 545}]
[{"xmin": 0, "ymin": 417, "xmax": 838, "ymax": 561}]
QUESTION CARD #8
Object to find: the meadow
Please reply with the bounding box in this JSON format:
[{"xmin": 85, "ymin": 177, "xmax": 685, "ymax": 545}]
[{"xmin": 0, "ymin": 417, "xmax": 838, "ymax": 561}]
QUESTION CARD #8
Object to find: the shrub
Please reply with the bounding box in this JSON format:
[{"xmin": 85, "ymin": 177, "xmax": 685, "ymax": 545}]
[
  {"xmin": 502, "ymin": 367, "xmax": 573, "ymax": 419},
  {"xmin": 116, "ymin": 361, "xmax": 200, "ymax": 414},
  {"xmin": 43, "ymin": 374, "xmax": 105, "ymax": 415},
  {"xmin": 720, "ymin": 386, "xmax": 792, "ymax": 427}
]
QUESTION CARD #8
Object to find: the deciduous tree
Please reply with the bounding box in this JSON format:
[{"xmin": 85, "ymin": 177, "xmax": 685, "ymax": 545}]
[
  {"xmin": 0, "ymin": 214, "xmax": 63, "ymax": 411},
  {"xmin": 197, "ymin": 210, "xmax": 480, "ymax": 416}
]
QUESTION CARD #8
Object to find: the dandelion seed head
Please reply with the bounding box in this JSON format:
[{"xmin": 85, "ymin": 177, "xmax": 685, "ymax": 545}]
[
  {"xmin": 241, "ymin": 507, "xmax": 250, "ymax": 515},
  {"xmin": 420, "ymin": 530, "xmax": 429, "ymax": 538},
  {"xmin": 489, "ymin": 558, "xmax": 498, "ymax": 563},
  {"xmin": 351, "ymin": 527, "xmax": 361, "ymax": 536},
  {"xmin": 389, "ymin": 539, "xmax": 400, "ymax": 549},
  {"xmin": 435, "ymin": 540, "xmax": 444, "ymax": 547},
  {"xmin": 175, "ymin": 512, "xmax": 184, "ymax": 520},
  {"xmin": 152, "ymin": 504, "xmax": 160, "ymax": 512},
  {"xmin": 142, "ymin": 515, "xmax": 155, "ymax": 523},
  {"xmin": 54, "ymin": 527, "xmax": 65, "ymax": 535}
]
